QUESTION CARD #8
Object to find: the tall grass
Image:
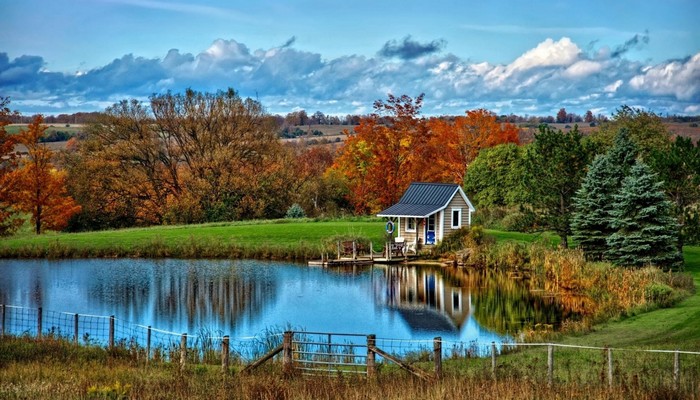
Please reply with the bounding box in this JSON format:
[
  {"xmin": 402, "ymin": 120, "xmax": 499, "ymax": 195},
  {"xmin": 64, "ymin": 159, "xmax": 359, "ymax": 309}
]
[{"xmin": 1, "ymin": 335, "xmax": 697, "ymax": 400}]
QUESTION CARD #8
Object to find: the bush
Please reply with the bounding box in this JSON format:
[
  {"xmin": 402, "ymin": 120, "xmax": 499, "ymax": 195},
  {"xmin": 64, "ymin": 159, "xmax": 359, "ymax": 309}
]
[
  {"xmin": 285, "ymin": 203, "xmax": 306, "ymax": 219},
  {"xmin": 644, "ymin": 283, "xmax": 674, "ymax": 307}
]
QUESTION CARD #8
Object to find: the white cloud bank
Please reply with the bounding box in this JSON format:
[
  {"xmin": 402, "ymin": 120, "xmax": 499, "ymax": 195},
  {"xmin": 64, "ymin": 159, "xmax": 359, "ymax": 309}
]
[{"xmin": 1, "ymin": 36, "xmax": 698, "ymax": 116}]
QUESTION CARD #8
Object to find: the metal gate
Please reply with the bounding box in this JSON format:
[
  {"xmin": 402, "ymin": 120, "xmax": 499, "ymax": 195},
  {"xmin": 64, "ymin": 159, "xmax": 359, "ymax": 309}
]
[{"xmin": 291, "ymin": 331, "xmax": 368, "ymax": 376}]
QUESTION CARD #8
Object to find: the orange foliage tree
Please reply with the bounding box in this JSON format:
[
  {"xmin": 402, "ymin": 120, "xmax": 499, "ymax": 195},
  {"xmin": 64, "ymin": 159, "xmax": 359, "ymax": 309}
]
[
  {"xmin": 11, "ymin": 116, "xmax": 81, "ymax": 234},
  {"xmin": 424, "ymin": 109, "xmax": 519, "ymax": 184},
  {"xmin": 331, "ymin": 94, "xmax": 429, "ymax": 214},
  {"xmin": 0, "ymin": 96, "xmax": 21, "ymax": 235}
]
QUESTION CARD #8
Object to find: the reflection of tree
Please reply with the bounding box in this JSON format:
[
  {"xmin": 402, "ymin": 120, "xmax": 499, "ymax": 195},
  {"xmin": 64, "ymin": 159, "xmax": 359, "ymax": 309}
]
[
  {"xmin": 379, "ymin": 265, "xmax": 583, "ymax": 336},
  {"xmin": 87, "ymin": 260, "xmax": 277, "ymax": 331},
  {"xmin": 467, "ymin": 270, "xmax": 574, "ymax": 335}
]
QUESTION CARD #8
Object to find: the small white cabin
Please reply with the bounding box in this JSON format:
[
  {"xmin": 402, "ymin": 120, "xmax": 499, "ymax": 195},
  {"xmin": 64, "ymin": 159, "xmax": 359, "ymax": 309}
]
[{"xmin": 377, "ymin": 182, "xmax": 475, "ymax": 248}]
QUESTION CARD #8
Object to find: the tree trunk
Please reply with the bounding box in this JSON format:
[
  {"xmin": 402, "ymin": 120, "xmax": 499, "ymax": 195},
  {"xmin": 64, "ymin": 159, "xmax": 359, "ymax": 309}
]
[{"xmin": 35, "ymin": 205, "xmax": 42, "ymax": 234}]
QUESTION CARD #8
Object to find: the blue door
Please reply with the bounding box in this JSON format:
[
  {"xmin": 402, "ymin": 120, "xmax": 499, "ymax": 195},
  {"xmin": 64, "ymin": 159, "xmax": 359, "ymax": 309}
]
[{"xmin": 425, "ymin": 214, "xmax": 436, "ymax": 245}]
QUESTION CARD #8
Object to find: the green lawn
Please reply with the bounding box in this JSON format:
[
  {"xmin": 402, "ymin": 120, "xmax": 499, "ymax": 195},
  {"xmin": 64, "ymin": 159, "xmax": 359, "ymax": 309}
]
[{"xmin": 0, "ymin": 218, "xmax": 386, "ymax": 258}]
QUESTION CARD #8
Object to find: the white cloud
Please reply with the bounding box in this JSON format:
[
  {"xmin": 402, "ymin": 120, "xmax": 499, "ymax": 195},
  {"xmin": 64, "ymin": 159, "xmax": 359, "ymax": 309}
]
[
  {"xmin": 629, "ymin": 53, "xmax": 700, "ymax": 100},
  {"xmin": 563, "ymin": 60, "xmax": 603, "ymax": 78},
  {"xmin": 1, "ymin": 36, "xmax": 699, "ymax": 116},
  {"xmin": 604, "ymin": 80, "xmax": 623, "ymax": 93}
]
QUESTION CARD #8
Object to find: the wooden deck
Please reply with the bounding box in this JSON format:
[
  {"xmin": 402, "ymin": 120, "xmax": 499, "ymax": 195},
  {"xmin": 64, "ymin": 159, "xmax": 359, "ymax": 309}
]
[{"xmin": 307, "ymin": 256, "xmax": 417, "ymax": 267}]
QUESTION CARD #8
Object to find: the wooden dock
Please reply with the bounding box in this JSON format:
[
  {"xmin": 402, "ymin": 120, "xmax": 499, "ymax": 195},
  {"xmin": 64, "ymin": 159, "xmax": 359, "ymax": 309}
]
[
  {"xmin": 308, "ymin": 256, "xmax": 415, "ymax": 267},
  {"xmin": 308, "ymin": 240, "xmax": 417, "ymax": 267}
]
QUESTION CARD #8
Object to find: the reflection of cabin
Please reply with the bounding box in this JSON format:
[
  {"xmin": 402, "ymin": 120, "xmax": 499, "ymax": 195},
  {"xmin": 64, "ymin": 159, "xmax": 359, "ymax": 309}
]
[
  {"xmin": 385, "ymin": 266, "xmax": 472, "ymax": 332},
  {"xmin": 377, "ymin": 182, "xmax": 476, "ymax": 249}
]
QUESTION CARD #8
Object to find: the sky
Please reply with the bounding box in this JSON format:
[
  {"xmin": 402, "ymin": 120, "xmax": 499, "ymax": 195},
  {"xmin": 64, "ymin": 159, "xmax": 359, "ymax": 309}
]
[{"xmin": 1, "ymin": 0, "xmax": 699, "ymax": 117}]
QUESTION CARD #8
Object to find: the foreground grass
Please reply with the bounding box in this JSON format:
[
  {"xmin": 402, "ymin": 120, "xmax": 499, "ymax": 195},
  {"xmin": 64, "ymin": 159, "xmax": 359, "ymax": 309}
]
[
  {"xmin": 0, "ymin": 218, "xmax": 386, "ymax": 259},
  {"xmin": 0, "ymin": 336, "xmax": 694, "ymax": 400}
]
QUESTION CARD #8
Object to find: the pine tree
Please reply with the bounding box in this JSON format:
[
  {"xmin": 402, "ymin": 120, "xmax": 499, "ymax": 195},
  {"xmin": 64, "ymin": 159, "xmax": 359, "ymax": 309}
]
[
  {"xmin": 571, "ymin": 130, "xmax": 638, "ymax": 260},
  {"xmin": 571, "ymin": 155, "xmax": 616, "ymax": 260},
  {"xmin": 605, "ymin": 161, "xmax": 683, "ymax": 269}
]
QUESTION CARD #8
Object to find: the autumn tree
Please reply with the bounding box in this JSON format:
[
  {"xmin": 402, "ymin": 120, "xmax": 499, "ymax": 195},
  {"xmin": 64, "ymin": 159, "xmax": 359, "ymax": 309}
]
[
  {"xmin": 11, "ymin": 115, "xmax": 81, "ymax": 234},
  {"xmin": 556, "ymin": 108, "xmax": 568, "ymax": 123},
  {"xmin": 332, "ymin": 94, "xmax": 428, "ymax": 213},
  {"xmin": 67, "ymin": 88, "xmax": 287, "ymax": 229},
  {"xmin": 425, "ymin": 109, "xmax": 519, "ymax": 183},
  {"xmin": 0, "ymin": 96, "xmax": 21, "ymax": 235}
]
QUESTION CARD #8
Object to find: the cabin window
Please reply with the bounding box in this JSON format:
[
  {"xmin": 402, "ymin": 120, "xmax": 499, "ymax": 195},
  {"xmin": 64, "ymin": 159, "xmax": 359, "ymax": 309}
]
[
  {"xmin": 452, "ymin": 289, "xmax": 461, "ymax": 312},
  {"xmin": 406, "ymin": 217, "xmax": 416, "ymax": 232},
  {"xmin": 427, "ymin": 214, "xmax": 435, "ymax": 232},
  {"xmin": 451, "ymin": 208, "xmax": 462, "ymax": 229}
]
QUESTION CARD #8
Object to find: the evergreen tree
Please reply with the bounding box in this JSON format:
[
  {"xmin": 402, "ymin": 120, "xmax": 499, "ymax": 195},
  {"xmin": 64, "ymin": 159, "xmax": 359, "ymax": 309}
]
[
  {"xmin": 606, "ymin": 161, "xmax": 683, "ymax": 269},
  {"xmin": 571, "ymin": 130, "xmax": 638, "ymax": 260},
  {"xmin": 571, "ymin": 155, "xmax": 616, "ymax": 260}
]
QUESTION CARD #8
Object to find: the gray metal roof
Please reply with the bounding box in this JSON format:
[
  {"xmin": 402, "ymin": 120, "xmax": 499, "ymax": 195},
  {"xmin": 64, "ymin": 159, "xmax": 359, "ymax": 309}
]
[{"xmin": 377, "ymin": 182, "xmax": 461, "ymax": 218}]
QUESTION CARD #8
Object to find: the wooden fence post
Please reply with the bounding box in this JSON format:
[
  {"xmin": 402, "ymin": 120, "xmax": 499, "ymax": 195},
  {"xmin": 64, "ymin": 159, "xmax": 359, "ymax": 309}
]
[
  {"xmin": 547, "ymin": 344, "xmax": 553, "ymax": 387},
  {"xmin": 146, "ymin": 326, "xmax": 152, "ymax": 363},
  {"xmin": 180, "ymin": 333, "xmax": 187, "ymax": 371},
  {"xmin": 433, "ymin": 337, "xmax": 442, "ymax": 379},
  {"xmin": 367, "ymin": 334, "xmax": 376, "ymax": 379},
  {"xmin": 74, "ymin": 313, "xmax": 79, "ymax": 344},
  {"xmin": 108, "ymin": 315, "xmax": 115, "ymax": 349},
  {"xmin": 37, "ymin": 307, "xmax": 42, "ymax": 339},
  {"xmin": 607, "ymin": 347, "xmax": 613, "ymax": 387},
  {"xmin": 222, "ymin": 335, "xmax": 230, "ymax": 373},
  {"xmin": 673, "ymin": 350, "xmax": 680, "ymax": 391},
  {"xmin": 283, "ymin": 331, "xmax": 293, "ymax": 374},
  {"xmin": 491, "ymin": 342, "xmax": 497, "ymax": 376}
]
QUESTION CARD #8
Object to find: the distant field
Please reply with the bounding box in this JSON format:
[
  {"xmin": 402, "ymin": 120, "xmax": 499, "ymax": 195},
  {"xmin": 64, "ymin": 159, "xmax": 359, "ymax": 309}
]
[{"xmin": 4, "ymin": 123, "xmax": 87, "ymax": 135}]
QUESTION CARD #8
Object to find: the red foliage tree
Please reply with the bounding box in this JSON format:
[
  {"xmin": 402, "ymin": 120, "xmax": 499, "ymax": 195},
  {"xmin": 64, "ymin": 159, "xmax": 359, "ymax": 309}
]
[{"xmin": 331, "ymin": 94, "xmax": 429, "ymax": 213}]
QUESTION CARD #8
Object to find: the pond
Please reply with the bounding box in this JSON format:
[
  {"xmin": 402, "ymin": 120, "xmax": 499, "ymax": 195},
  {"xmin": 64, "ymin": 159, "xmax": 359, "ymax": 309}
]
[{"xmin": 0, "ymin": 259, "xmax": 575, "ymax": 346}]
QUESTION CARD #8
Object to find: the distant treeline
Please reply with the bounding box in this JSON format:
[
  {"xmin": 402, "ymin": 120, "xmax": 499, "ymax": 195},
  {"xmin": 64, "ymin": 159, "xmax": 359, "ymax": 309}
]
[{"xmin": 13, "ymin": 108, "xmax": 700, "ymax": 128}]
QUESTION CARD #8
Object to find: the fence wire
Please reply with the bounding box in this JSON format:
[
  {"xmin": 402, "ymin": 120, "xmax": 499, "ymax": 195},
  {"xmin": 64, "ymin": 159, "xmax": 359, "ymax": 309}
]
[{"xmin": 1, "ymin": 303, "xmax": 699, "ymax": 389}]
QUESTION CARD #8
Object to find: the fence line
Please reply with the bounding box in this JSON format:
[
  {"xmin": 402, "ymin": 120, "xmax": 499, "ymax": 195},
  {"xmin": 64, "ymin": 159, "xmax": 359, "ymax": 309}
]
[{"xmin": 1, "ymin": 304, "xmax": 699, "ymax": 389}]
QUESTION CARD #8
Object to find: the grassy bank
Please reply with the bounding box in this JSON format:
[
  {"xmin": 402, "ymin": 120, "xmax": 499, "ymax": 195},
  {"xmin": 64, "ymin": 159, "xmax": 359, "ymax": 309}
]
[{"xmin": 0, "ymin": 218, "xmax": 386, "ymax": 259}]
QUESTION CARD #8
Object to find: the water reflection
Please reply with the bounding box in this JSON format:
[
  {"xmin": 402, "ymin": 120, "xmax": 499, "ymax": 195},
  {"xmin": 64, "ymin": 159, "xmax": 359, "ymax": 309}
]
[
  {"xmin": 383, "ymin": 266, "xmax": 472, "ymax": 333},
  {"xmin": 0, "ymin": 259, "xmax": 575, "ymax": 341}
]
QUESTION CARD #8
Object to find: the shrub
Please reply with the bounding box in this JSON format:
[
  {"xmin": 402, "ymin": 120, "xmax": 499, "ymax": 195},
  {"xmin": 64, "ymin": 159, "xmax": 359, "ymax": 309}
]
[{"xmin": 285, "ymin": 203, "xmax": 306, "ymax": 219}]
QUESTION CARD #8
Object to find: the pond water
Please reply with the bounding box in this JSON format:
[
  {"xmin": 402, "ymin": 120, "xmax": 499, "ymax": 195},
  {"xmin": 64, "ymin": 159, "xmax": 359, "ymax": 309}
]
[{"xmin": 0, "ymin": 259, "xmax": 574, "ymax": 344}]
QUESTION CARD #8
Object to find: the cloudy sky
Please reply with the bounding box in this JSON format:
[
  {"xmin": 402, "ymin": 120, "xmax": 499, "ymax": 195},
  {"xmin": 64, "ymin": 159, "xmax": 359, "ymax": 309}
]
[{"xmin": 1, "ymin": 0, "xmax": 699, "ymax": 117}]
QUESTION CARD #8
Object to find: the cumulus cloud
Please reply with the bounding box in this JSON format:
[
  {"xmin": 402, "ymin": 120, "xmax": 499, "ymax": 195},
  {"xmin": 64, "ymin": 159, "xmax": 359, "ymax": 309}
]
[
  {"xmin": 378, "ymin": 36, "xmax": 446, "ymax": 60},
  {"xmin": 0, "ymin": 34, "xmax": 698, "ymax": 116},
  {"xmin": 628, "ymin": 54, "xmax": 700, "ymax": 101}
]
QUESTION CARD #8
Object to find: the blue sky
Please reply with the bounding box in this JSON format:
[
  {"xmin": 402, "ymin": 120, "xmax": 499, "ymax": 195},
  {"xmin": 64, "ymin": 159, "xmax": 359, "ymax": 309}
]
[{"xmin": 1, "ymin": 0, "xmax": 699, "ymax": 117}]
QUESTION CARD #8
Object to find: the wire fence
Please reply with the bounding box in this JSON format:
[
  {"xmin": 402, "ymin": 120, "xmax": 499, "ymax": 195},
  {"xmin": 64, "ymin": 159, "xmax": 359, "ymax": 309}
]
[
  {"xmin": 2, "ymin": 304, "xmax": 699, "ymax": 390},
  {"xmin": 0, "ymin": 304, "xmax": 282, "ymax": 365}
]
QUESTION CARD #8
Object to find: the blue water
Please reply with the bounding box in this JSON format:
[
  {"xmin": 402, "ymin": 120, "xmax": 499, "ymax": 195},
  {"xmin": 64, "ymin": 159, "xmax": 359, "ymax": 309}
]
[{"xmin": 0, "ymin": 259, "xmax": 548, "ymax": 344}]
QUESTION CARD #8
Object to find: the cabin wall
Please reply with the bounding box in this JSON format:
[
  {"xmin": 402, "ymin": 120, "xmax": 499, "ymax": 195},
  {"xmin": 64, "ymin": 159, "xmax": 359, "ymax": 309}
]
[
  {"xmin": 397, "ymin": 217, "xmax": 422, "ymax": 245},
  {"xmin": 442, "ymin": 195, "xmax": 471, "ymax": 238}
]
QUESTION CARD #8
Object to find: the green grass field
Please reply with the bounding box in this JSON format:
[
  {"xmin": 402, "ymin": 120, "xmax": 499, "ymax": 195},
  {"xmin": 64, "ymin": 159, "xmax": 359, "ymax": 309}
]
[{"xmin": 0, "ymin": 218, "xmax": 387, "ymax": 258}]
